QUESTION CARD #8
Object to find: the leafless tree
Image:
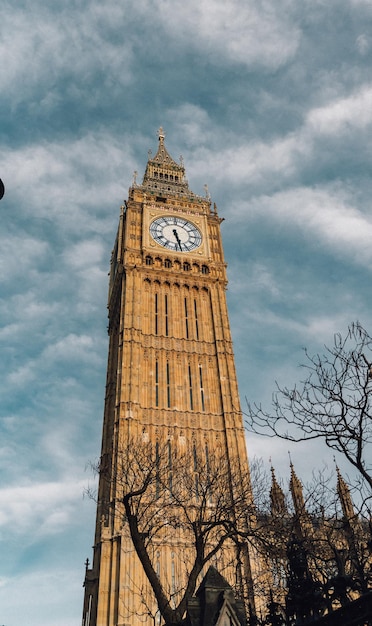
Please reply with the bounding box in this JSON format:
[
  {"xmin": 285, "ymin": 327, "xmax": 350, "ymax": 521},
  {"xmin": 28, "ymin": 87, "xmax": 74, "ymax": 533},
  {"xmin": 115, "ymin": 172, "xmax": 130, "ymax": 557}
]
[
  {"xmin": 254, "ymin": 468, "xmax": 372, "ymax": 623},
  {"xmin": 91, "ymin": 438, "xmax": 258, "ymax": 626},
  {"xmin": 88, "ymin": 440, "xmax": 371, "ymax": 626},
  {"xmin": 290, "ymin": 473, "xmax": 372, "ymax": 602},
  {"xmin": 246, "ymin": 322, "xmax": 372, "ymax": 497}
]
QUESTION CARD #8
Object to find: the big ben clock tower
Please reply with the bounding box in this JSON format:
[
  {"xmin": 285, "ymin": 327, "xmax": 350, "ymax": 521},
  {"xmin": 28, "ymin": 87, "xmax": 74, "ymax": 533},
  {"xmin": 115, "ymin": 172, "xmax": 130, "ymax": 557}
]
[{"xmin": 82, "ymin": 129, "xmax": 256, "ymax": 626}]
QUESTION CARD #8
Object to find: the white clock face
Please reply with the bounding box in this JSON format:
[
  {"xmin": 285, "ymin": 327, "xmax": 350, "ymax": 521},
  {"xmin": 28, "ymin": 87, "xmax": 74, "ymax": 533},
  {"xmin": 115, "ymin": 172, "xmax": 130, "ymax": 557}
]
[{"xmin": 150, "ymin": 216, "xmax": 202, "ymax": 252}]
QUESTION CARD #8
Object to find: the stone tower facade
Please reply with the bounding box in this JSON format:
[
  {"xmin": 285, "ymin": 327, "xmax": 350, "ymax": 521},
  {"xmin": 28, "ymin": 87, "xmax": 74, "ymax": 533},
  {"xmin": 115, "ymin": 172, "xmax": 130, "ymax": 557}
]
[{"xmin": 82, "ymin": 130, "xmax": 255, "ymax": 626}]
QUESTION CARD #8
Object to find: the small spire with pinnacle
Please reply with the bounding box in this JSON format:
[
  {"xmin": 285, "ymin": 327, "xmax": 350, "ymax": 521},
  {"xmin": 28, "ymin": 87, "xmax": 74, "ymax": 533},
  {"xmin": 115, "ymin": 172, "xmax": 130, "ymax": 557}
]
[
  {"xmin": 336, "ymin": 465, "xmax": 356, "ymax": 522},
  {"xmin": 141, "ymin": 127, "xmax": 193, "ymax": 195},
  {"xmin": 289, "ymin": 461, "xmax": 306, "ymax": 515},
  {"xmin": 270, "ymin": 466, "xmax": 287, "ymax": 516},
  {"xmin": 149, "ymin": 127, "xmax": 181, "ymax": 168}
]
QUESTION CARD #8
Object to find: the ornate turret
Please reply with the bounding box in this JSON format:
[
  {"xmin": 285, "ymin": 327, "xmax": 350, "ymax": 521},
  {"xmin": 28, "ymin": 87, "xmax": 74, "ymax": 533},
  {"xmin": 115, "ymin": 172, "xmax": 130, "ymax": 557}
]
[
  {"xmin": 289, "ymin": 462, "xmax": 306, "ymax": 516},
  {"xmin": 270, "ymin": 467, "xmax": 287, "ymax": 516},
  {"xmin": 141, "ymin": 127, "xmax": 195, "ymax": 196},
  {"xmin": 336, "ymin": 466, "xmax": 356, "ymax": 523}
]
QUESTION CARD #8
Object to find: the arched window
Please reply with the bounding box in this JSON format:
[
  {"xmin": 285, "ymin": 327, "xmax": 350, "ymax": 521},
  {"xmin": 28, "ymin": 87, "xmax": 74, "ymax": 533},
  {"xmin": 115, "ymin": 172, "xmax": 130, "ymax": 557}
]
[
  {"xmin": 201, "ymin": 265, "xmax": 209, "ymax": 275},
  {"xmin": 188, "ymin": 364, "xmax": 193, "ymax": 410},
  {"xmin": 165, "ymin": 294, "xmax": 169, "ymax": 336},
  {"xmin": 164, "ymin": 259, "xmax": 172, "ymax": 268},
  {"xmin": 183, "ymin": 262, "xmax": 190, "ymax": 272},
  {"xmin": 156, "ymin": 444, "xmax": 160, "ymax": 499},
  {"xmin": 145, "ymin": 256, "xmax": 153, "ymax": 266},
  {"xmin": 193, "ymin": 443, "xmax": 199, "ymax": 498},
  {"xmin": 199, "ymin": 364, "xmax": 205, "ymax": 411},
  {"xmin": 166, "ymin": 362, "xmax": 171, "ymax": 407},
  {"xmin": 194, "ymin": 299, "xmax": 199, "ymax": 340},
  {"xmin": 155, "ymin": 293, "xmax": 159, "ymax": 335},
  {"xmin": 184, "ymin": 297, "xmax": 189, "ymax": 339},
  {"xmin": 155, "ymin": 360, "xmax": 159, "ymax": 406},
  {"xmin": 168, "ymin": 440, "xmax": 173, "ymax": 493}
]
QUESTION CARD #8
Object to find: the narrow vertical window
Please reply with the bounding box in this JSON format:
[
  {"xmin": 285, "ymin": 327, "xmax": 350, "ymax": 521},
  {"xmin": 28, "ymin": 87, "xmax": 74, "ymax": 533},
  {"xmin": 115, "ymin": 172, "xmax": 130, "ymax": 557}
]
[
  {"xmin": 205, "ymin": 443, "xmax": 210, "ymax": 477},
  {"xmin": 155, "ymin": 293, "xmax": 159, "ymax": 335},
  {"xmin": 199, "ymin": 364, "xmax": 205, "ymax": 411},
  {"xmin": 205, "ymin": 442, "xmax": 212, "ymax": 503},
  {"xmin": 168, "ymin": 440, "xmax": 172, "ymax": 493},
  {"xmin": 171, "ymin": 559, "xmax": 176, "ymax": 605},
  {"xmin": 155, "ymin": 360, "xmax": 159, "ymax": 407},
  {"xmin": 166, "ymin": 361, "xmax": 171, "ymax": 408},
  {"xmin": 184, "ymin": 298, "xmax": 189, "ymax": 338},
  {"xmin": 86, "ymin": 594, "xmax": 93, "ymax": 626},
  {"xmin": 156, "ymin": 442, "xmax": 160, "ymax": 499},
  {"xmin": 193, "ymin": 443, "xmax": 199, "ymax": 498},
  {"xmin": 194, "ymin": 299, "xmax": 199, "ymax": 340},
  {"xmin": 188, "ymin": 364, "xmax": 193, "ymax": 410},
  {"xmin": 165, "ymin": 294, "xmax": 169, "ymax": 337}
]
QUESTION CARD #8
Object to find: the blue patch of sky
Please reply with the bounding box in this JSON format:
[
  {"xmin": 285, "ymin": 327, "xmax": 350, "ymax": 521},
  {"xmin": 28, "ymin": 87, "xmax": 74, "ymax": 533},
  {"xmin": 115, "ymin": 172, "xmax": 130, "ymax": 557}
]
[{"xmin": 1, "ymin": 0, "xmax": 372, "ymax": 623}]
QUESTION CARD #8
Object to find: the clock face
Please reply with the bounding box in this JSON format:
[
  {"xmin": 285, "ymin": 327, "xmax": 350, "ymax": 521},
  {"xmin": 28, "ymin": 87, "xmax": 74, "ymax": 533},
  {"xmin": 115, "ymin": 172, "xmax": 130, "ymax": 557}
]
[{"xmin": 149, "ymin": 216, "xmax": 202, "ymax": 252}]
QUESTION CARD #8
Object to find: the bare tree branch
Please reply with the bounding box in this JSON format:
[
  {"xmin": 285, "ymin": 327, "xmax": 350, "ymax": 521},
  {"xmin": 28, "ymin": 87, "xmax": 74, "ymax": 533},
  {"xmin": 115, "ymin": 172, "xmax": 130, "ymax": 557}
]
[
  {"xmin": 246, "ymin": 322, "xmax": 372, "ymax": 494},
  {"xmin": 90, "ymin": 438, "xmax": 256, "ymax": 625}
]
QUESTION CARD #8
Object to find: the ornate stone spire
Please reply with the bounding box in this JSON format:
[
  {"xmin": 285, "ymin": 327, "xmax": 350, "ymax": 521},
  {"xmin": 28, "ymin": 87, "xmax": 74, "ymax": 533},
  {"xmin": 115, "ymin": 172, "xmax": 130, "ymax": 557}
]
[
  {"xmin": 289, "ymin": 463, "xmax": 314, "ymax": 539},
  {"xmin": 289, "ymin": 462, "xmax": 306, "ymax": 515},
  {"xmin": 336, "ymin": 465, "xmax": 355, "ymax": 522},
  {"xmin": 270, "ymin": 466, "xmax": 287, "ymax": 516},
  {"xmin": 152, "ymin": 127, "xmax": 180, "ymax": 166},
  {"xmin": 141, "ymin": 128, "xmax": 196, "ymax": 197}
]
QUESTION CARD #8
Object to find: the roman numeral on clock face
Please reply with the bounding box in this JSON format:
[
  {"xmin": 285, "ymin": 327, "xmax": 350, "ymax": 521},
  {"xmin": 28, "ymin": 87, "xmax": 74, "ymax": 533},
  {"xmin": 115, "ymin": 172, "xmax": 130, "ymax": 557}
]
[{"xmin": 149, "ymin": 216, "xmax": 202, "ymax": 252}]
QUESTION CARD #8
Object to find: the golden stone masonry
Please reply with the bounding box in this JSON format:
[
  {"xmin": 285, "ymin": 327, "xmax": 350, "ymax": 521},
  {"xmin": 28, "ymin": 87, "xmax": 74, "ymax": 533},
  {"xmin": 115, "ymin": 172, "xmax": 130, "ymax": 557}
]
[{"xmin": 82, "ymin": 130, "xmax": 258, "ymax": 626}]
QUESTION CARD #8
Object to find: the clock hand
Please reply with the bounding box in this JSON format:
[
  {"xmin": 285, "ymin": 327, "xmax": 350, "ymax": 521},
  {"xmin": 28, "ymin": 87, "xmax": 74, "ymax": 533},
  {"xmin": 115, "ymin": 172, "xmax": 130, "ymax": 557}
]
[{"xmin": 173, "ymin": 229, "xmax": 182, "ymax": 251}]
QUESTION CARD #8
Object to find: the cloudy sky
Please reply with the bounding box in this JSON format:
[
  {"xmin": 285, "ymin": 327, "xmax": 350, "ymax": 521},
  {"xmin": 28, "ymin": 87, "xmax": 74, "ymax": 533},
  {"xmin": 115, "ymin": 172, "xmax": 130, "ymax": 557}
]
[{"xmin": 1, "ymin": 0, "xmax": 372, "ymax": 623}]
